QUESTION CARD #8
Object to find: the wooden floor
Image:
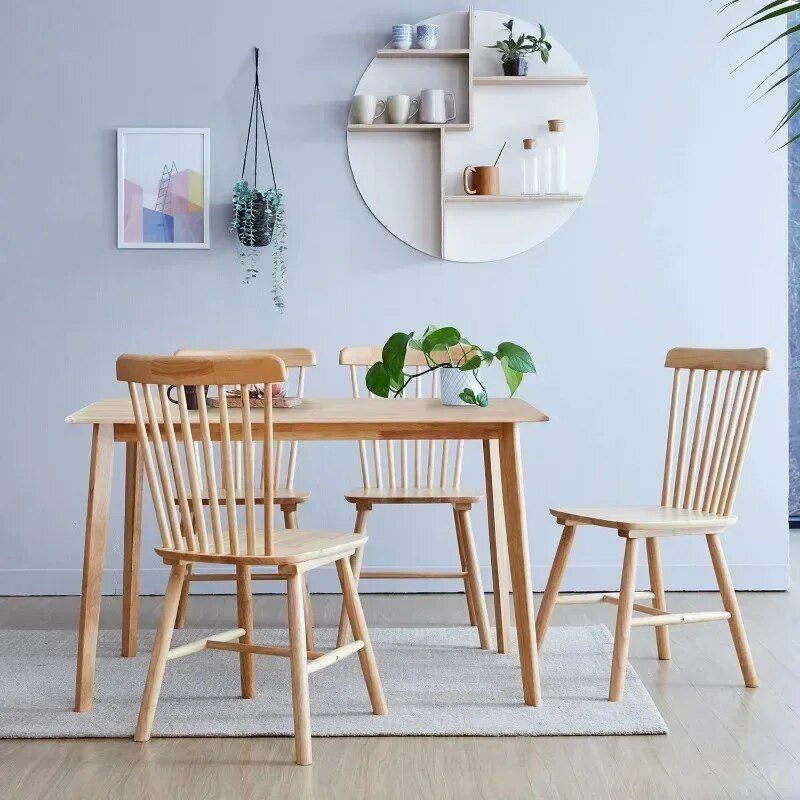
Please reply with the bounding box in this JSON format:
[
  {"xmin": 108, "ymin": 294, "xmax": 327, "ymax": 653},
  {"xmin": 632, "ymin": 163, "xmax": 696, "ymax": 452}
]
[{"xmin": 1, "ymin": 539, "xmax": 798, "ymax": 800}]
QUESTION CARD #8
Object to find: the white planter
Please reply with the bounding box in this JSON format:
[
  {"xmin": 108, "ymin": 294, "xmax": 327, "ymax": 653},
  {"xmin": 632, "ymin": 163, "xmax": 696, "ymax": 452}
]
[{"xmin": 439, "ymin": 367, "xmax": 482, "ymax": 406}]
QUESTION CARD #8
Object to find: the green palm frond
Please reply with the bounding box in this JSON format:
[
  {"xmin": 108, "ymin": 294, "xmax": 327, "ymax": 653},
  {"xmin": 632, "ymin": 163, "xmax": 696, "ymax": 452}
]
[{"xmin": 723, "ymin": 1, "xmax": 800, "ymax": 146}]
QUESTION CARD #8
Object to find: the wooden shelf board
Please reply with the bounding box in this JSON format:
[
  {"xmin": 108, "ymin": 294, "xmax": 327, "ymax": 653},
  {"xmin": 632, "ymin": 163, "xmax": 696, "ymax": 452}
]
[
  {"xmin": 376, "ymin": 48, "xmax": 470, "ymax": 58},
  {"xmin": 445, "ymin": 194, "xmax": 585, "ymax": 202},
  {"xmin": 473, "ymin": 75, "xmax": 589, "ymax": 86},
  {"xmin": 348, "ymin": 123, "xmax": 471, "ymax": 132}
]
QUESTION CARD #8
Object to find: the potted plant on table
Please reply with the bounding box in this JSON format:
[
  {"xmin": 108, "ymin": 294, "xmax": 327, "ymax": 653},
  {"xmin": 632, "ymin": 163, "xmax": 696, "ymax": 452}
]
[
  {"xmin": 365, "ymin": 325, "xmax": 535, "ymax": 407},
  {"xmin": 486, "ymin": 19, "xmax": 552, "ymax": 77}
]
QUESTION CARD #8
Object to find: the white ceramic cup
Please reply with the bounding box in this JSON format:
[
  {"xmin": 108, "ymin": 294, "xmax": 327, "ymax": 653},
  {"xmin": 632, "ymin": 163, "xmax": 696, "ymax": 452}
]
[
  {"xmin": 351, "ymin": 95, "xmax": 386, "ymax": 124},
  {"xmin": 386, "ymin": 94, "xmax": 419, "ymax": 124},
  {"xmin": 418, "ymin": 89, "xmax": 456, "ymax": 124}
]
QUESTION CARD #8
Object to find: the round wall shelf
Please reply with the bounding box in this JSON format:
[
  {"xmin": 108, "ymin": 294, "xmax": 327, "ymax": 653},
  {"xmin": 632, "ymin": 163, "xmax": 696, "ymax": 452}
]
[{"xmin": 347, "ymin": 8, "xmax": 599, "ymax": 263}]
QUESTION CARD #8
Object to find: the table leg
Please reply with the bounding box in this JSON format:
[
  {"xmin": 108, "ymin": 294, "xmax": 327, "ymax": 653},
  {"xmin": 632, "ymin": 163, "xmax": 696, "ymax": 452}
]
[
  {"xmin": 483, "ymin": 439, "xmax": 512, "ymax": 653},
  {"xmin": 498, "ymin": 424, "xmax": 541, "ymax": 706},
  {"xmin": 121, "ymin": 442, "xmax": 143, "ymax": 657},
  {"xmin": 74, "ymin": 424, "xmax": 114, "ymax": 712}
]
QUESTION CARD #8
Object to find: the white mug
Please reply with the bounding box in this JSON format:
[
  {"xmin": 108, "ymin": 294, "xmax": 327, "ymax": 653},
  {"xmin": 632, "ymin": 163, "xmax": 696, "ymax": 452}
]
[
  {"xmin": 386, "ymin": 94, "xmax": 419, "ymax": 124},
  {"xmin": 351, "ymin": 95, "xmax": 386, "ymax": 124},
  {"xmin": 419, "ymin": 89, "xmax": 456, "ymax": 124}
]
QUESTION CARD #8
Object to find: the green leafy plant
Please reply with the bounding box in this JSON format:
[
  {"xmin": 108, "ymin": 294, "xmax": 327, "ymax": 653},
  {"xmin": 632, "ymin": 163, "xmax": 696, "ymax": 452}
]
[
  {"xmin": 485, "ymin": 19, "xmax": 552, "ymax": 64},
  {"xmin": 721, "ymin": 1, "xmax": 800, "ymax": 146},
  {"xmin": 231, "ymin": 181, "xmax": 287, "ymax": 310},
  {"xmin": 364, "ymin": 325, "xmax": 536, "ymax": 407}
]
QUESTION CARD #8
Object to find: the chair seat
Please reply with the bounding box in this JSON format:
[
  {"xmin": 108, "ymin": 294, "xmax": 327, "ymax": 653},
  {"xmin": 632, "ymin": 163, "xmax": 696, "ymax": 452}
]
[
  {"xmin": 176, "ymin": 488, "xmax": 310, "ymax": 506},
  {"xmin": 550, "ymin": 504, "xmax": 737, "ymax": 532},
  {"xmin": 155, "ymin": 529, "xmax": 366, "ymax": 566},
  {"xmin": 345, "ymin": 487, "xmax": 483, "ymax": 505}
]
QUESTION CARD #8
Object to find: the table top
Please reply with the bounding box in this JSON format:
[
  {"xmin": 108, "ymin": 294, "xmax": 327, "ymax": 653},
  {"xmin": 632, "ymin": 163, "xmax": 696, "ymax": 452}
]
[{"xmin": 66, "ymin": 397, "xmax": 548, "ymax": 426}]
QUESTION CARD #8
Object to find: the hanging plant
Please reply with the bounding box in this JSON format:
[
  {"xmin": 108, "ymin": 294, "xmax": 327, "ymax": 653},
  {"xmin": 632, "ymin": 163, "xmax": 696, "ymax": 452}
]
[{"xmin": 231, "ymin": 47, "xmax": 286, "ymax": 310}]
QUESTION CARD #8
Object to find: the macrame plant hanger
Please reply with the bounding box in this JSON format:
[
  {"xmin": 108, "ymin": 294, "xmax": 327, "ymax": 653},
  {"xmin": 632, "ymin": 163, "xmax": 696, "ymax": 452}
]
[
  {"xmin": 233, "ymin": 45, "xmax": 286, "ymax": 310},
  {"xmin": 241, "ymin": 46, "xmax": 277, "ymax": 193}
]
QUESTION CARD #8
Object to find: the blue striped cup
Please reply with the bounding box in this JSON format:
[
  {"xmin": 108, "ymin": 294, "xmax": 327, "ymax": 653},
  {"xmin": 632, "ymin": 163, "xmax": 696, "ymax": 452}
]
[{"xmin": 392, "ymin": 24, "xmax": 413, "ymax": 49}]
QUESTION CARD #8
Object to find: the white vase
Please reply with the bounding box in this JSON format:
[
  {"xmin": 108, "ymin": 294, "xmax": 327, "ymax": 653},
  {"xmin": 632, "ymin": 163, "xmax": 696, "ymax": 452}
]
[{"xmin": 439, "ymin": 367, "xmax": 482, "ymax": 406}]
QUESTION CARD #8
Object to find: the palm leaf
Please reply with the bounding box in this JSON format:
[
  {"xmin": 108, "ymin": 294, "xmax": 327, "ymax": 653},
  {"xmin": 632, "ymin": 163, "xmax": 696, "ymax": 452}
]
[
  {"xmin": 771, "ymin": 93, "xmax": 800, "ymax": 133},
  {"xmin": 725, "ymin": 2, "xmax": 800, "ymax": 39},
  {"xmin": 747, "ymin": 47, "xmax": 800, "ymax": 97},
  {"xmin": 731, "ymin": 21, "xmax": 800, "ymax": 73},
  {"xmin": 724, "ymin": 0, "xmax": 798, "ymax": 36},
  {"xmin": 723, "ymin": 2, "xmax": 800, "ymax": 145},
  {"xmin": 751, "ymin": 66, "xmax": 800, "ymax": 106},
  {"xmin": 778, "ymin": 129, "xmax": 800, "ymax": 148}
]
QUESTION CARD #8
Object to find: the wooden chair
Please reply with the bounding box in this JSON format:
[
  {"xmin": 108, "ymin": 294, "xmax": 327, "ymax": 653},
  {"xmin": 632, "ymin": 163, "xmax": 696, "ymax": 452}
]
[
  {"xmin": 117, "ymin": 353, "xmax": 386, "ymax": 765},
  {"xmin": 535, "ymin": 347, "xmax": 768, "ymax": 701},
  {"xmin": 336, "ymin": 346, "xmax": 491, "ymax": 651},
  {"xmin": 170, "ymin": 348, "xmax": 315, "ymax": 636}
]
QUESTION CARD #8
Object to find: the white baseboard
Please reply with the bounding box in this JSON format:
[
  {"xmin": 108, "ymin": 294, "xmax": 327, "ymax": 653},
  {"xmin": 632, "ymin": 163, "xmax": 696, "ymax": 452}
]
[{"xmin": 0, "ymin": 562, "xmax": 789, "ymax": 596}]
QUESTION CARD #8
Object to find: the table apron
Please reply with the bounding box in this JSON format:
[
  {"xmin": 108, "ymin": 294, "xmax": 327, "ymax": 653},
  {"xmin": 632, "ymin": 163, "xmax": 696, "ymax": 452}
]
[{"xmin": 111, "ymin": 422, "xmax": 504, "ymax": 442}]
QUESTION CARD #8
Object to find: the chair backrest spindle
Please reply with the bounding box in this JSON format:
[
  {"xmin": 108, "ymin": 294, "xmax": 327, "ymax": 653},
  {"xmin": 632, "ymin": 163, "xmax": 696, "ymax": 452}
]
[
  {"xmin": 174, "ymin": 348, "xmax": 315, "ymax": 498},
  {"xmin": 339, "ymin": 346, "xmax": 470, "ymax": 493},
  {"xmin": 262, "ymin": 383, "xmax": 275, "ymax": 553},
  {"xmin": 659, "ymin": 348, "xmax": 769, "ymax": 518},
  {"xmin": 117, "ymin": 354, "xmax": 287, "ymax": 558}
]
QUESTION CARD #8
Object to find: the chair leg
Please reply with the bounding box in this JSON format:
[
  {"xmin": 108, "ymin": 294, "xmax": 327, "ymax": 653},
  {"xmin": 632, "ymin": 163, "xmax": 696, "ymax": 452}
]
[
  {"xmin": 235, "ymin": 565, "xmax": 255, "ymax": 699},
  {"xmin": 336, "ymin": 505, "xmax": 370, "ymax": 647},
  {"xmin": 456, "ymin": 508, "xmax": 492, "ymax": 651},
  {"xmin": 336, "ymin": 556, "xmax": 388, "ymax": 716},
  {"xmin": 287, "ymin": 574, "xmax": 312, "ymax": 766},
  {"xmin": 453, "ymin": 507, "xmax": 478, "ymax": 626},
  {"xmin": 609, "ymin": 536, "xmax": 638, "ymax": 702},
  {"xmin": 174, "ymin": 564, "xmax": 192, "ymax": 630},
  {"xmin": 707, "ymin": 533, "xmax": 759, "ymax": 688},
  {"xmin": 172, "ymin": 509, "xmax": 195, "ymax": 630},
  {"xmin": 284, "ymin": 504, "xmax": 314, "ymax": 652},
  {"xmin": 283, "ymin": 507, "xmax": 298, "ymax": 529},
  {"xmin": 645, "ymin": 537, "xmax": 670, "ymax": 660},
  {"xmin": 535, "ymin": 525, "xmax": 576, "ymax": 648},
  {"xmin": 134, "ymin": 563, "xmax": 185, "ymax": 742}
]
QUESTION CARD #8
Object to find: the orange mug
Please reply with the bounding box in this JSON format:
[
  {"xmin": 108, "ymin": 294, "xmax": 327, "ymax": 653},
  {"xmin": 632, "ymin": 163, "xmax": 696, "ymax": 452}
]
[{"xmin": 463, "ymin": 165, "xmax": 500, "ymax": 196}]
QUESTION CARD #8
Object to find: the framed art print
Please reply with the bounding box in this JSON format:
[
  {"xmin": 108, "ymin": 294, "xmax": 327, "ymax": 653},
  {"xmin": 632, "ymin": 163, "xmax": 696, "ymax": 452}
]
[{"xmin": 117, "ymin": 128, "xmax": 210, "ymax": 248}]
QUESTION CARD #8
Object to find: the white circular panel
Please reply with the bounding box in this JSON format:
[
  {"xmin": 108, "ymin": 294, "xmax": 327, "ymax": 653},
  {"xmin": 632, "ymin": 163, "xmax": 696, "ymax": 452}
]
[{"xmin": 347, "ymin": 10, "xmax": 599, "ymax": 262}]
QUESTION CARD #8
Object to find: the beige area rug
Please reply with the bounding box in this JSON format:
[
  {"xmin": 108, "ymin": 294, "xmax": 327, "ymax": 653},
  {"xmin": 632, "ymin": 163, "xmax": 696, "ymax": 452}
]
[{"xmin": 0, "ymin": 625, "xmax": 667, "ymax": 737}]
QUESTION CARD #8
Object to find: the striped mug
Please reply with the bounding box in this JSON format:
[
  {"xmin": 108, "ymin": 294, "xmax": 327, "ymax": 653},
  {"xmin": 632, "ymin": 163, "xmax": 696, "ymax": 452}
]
[{"xmin": 392, "ymin": 24, "xmax": 413, "ymax": 49}]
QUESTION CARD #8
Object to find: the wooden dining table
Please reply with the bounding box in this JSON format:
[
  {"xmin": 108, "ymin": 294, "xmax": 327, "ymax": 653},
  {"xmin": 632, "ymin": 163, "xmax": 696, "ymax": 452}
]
[{"xmin": 66, "ymin": 396, "xmax": 548, "ymax": 712}]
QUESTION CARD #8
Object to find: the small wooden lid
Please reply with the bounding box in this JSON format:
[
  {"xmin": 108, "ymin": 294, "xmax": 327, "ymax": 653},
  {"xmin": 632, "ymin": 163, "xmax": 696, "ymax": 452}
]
[
  {"xmin": 523, "ymin": 138, "xmax": 535, "ymax": 149},
  {"xmin": 548, "ymin": 119, "xmax": 565, "ymax": 132}
]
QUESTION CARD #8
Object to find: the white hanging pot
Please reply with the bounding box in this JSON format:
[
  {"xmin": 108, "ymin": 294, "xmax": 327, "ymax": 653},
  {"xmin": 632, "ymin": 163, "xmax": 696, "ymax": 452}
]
[{"xmin": 439, "ymin": 366, "xmax": 483, "ymax": 406}]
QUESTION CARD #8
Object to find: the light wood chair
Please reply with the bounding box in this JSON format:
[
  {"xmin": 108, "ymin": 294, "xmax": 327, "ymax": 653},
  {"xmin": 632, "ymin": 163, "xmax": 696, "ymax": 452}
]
[
  {"xmin": 117, "ymin": 353, "xmax": 386, "ymax": 765},
  {"xmin": 336, "ymin": 346, "xmax": 492, "ymax": 651},
  {"xmin": 170, "ymin": 348, "xmax": 315, "ymax": 637},
  {"xmin": 535, "ymin": 347, "xmax": 768, "ymax": 701}
]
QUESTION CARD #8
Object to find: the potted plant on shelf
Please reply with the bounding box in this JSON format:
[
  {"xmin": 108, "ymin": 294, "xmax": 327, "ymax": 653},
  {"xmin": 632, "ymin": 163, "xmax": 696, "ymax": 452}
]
[
  {"xmin": 365, "ymin": 325, "xmax": 535, "ymax": 407},
  {"xmin": 485, "ymin": 19, "xmax": 552, "ymax": 77}
]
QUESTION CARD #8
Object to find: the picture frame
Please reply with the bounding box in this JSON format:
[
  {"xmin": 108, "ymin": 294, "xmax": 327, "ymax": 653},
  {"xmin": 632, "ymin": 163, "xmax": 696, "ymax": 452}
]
[{"xmin": 117, "ymin": 127, "xmax": 210, "ymax": 249}]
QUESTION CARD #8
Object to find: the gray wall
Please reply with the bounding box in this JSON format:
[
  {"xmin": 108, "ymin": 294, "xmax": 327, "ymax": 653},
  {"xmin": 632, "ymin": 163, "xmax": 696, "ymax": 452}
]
[{"xmin": 0, "ymin": 0, "xmax": 788, "ymax": 594}]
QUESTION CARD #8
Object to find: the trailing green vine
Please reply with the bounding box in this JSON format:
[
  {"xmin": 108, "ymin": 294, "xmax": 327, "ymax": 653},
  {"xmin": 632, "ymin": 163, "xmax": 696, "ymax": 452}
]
[{"xmin": 231, "ymin": 180, "xmax": 286, "ymax": 309}]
